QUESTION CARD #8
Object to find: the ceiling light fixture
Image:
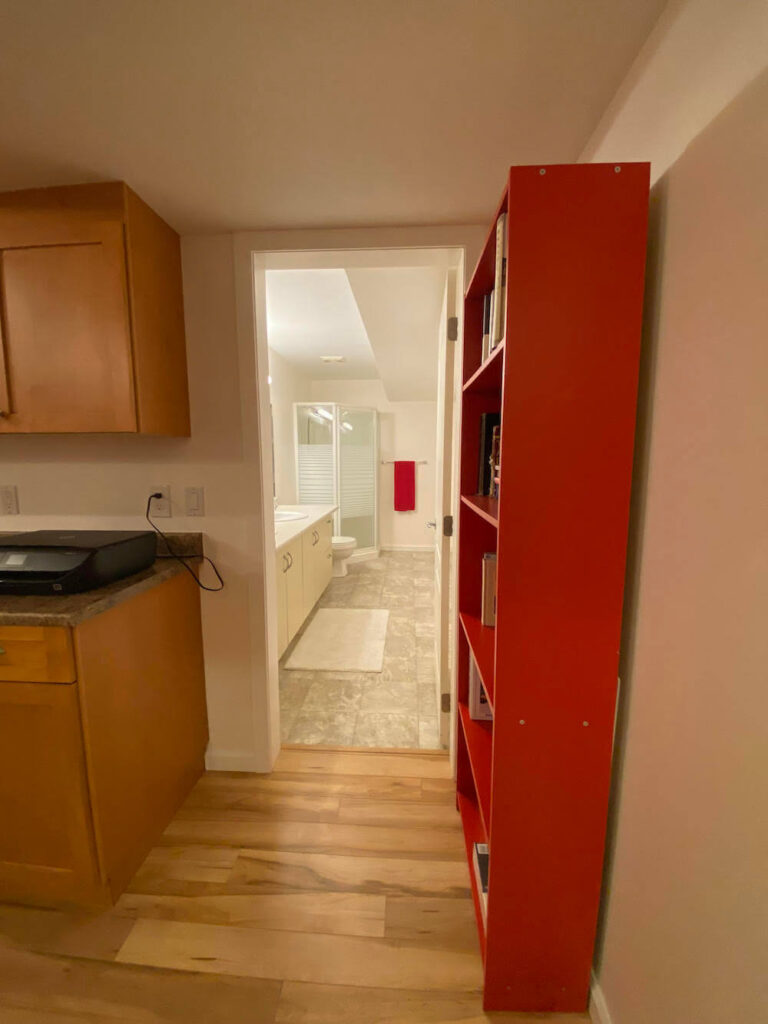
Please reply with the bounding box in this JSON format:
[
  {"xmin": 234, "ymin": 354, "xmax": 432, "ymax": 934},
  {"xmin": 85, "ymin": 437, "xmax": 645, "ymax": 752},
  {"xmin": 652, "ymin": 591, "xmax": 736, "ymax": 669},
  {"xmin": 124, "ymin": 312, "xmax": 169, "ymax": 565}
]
[
  {"xmin": 320, "ymin": 355, "xmax": 345, "ymax": 363},
  {"xmin": 312, "ymin": 406, "xmax": 334, "ymax": 421}
]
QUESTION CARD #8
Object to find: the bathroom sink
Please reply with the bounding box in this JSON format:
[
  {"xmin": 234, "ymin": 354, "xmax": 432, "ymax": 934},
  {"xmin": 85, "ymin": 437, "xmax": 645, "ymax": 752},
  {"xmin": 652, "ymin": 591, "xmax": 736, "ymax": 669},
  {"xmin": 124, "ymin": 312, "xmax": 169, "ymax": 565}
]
[{"xmin": 274, "ymin": 510, "xmax": 309, "ymax": 523}]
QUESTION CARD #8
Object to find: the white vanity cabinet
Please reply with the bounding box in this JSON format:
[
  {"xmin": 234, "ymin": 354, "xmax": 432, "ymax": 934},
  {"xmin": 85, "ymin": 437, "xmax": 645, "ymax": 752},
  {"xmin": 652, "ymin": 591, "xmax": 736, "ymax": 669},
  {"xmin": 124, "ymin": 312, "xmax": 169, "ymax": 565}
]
[{"xmin": 276, "ymin": 511, "xmax": 335, "ymax": 658}]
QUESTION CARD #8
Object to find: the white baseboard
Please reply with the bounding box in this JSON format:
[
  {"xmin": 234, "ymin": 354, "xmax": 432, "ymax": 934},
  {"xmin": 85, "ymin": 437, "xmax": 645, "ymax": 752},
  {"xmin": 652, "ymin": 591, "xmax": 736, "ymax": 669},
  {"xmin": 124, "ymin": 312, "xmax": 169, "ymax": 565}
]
[{"xmin": 589, "ymin": 972, "xmax": 613, "ymax": 1024}]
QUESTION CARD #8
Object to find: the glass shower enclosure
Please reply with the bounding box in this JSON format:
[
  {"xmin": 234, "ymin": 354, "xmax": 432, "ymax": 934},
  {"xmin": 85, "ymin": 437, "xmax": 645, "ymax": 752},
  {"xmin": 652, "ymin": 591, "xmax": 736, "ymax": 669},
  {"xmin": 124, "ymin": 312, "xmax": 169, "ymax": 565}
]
[{"xmin": 293, "ymin": 403, "xmax": 379, "ymax": 556}]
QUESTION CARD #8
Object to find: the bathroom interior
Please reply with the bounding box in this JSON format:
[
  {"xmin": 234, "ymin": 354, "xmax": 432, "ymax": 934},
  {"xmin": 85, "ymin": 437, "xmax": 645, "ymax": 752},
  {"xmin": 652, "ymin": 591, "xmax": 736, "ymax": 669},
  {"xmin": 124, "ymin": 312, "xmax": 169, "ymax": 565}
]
[{"xmin": 265, "ymin": 261, "xmax": 451, "ymax": 750}]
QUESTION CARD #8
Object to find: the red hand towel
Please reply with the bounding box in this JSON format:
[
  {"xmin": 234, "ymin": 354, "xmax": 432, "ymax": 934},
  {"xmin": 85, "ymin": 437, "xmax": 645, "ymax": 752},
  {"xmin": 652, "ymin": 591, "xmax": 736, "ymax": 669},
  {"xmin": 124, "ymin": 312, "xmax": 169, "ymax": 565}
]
[{"xmin": 393, "ymin": 461, "xmax": 416, "ymax": 512}]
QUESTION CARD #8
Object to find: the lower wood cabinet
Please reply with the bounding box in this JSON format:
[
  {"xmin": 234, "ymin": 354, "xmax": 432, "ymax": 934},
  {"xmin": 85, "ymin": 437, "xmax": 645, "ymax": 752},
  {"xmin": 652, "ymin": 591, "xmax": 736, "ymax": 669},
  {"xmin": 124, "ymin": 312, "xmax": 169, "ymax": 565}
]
[
  {"xmin": 0, "ymin": 570, "xmax": 207, "ymax": 909},
  {"xmin": 276, "ymin": 516, "xmax": 334, "ymax": 658}
]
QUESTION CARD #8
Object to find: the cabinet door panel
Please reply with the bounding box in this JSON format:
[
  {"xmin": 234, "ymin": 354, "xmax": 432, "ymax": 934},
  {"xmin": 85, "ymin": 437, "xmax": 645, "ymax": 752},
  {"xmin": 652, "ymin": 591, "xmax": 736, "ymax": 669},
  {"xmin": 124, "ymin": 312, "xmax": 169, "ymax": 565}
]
[
  {"xmin": 302, "ymin": 529, "xmax": 319, "ymax": 610},
  {"xmin": 276, "ymin": 550, "xmax": 289, "ymax": 657},
  {"xmin": 0, "ymin": 223, "xmax": 136, "ymax": 432},
  {"xmin": 0, "ymin": 680, "xmax": 102, "ymax": 906},
  {"xmin": 285, "ymin": 541, "xmax": 305, "ymax": 639}
]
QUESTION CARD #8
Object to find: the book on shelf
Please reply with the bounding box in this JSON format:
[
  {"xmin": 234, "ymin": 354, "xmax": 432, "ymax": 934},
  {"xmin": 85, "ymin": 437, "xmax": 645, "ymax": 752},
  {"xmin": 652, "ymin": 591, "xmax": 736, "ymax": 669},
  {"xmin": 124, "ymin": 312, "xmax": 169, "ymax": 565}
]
[
  {"xmin": 481, "ymin": 552, "xmax": 497, "ymax": 628},
  {"xmin": 469, "ymin": 650, "xmax": 493, "ymax": 720},
  {"xmin": 477, "ymin": 413, "xmax": 500, "ymax": 496},
  {"xmin": 490, "ymin": 212, "xmax": 507, "ymax": 346},
  {"xmin": 481, "ymin": 292, "xmax": 492, "ymax": 362},
  {"xmin": 489, "ymin": 425, "xmax": 500, "ymax": 500},
  {"xmin": 472, "ymin": 842, "xmax": 489, "ymax": 921}
]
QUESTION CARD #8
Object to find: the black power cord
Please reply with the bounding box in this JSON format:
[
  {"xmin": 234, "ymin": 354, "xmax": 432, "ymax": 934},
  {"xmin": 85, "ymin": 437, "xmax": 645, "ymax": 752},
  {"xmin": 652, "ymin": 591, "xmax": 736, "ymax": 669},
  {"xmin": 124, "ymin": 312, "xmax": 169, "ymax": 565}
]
[{"xmin": 146, "ymin": 493, "xmax": 224, "ymax": 592}]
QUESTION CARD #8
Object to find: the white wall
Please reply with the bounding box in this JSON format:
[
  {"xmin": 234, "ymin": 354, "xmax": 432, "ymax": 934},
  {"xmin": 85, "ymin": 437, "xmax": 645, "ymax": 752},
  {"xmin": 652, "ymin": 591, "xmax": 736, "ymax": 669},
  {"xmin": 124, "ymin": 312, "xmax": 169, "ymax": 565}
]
[
  {"xmin": 580, "ymin": 0, "xmax": 768, "ymax": 183},
  {"xmin": 267, "ymin": 347, "xmax": 311, "ymax": 505},
  {"xmin": 309, "ymin": 379, "xmax": 437, "ymax": 550},
  {"xmin": 581, "ymin": 4, "xmax": 768, "ymax": 1023}
]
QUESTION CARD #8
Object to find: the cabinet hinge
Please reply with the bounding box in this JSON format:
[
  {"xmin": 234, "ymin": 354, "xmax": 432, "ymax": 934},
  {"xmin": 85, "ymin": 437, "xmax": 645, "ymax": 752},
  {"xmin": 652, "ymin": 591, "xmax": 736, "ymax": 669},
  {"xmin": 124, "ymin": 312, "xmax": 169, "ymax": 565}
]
[{"xmin": 447, "ymin": 316, "xmax": 458, "ymax": 341}]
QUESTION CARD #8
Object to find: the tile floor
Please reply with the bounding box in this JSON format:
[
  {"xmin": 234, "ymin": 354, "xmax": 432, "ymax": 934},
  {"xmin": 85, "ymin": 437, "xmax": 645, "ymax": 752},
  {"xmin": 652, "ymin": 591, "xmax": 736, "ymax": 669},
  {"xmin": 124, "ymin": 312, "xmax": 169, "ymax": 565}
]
[{"xmin": 279, "ymin": 550, "xmax": 441, "ymax": 749}]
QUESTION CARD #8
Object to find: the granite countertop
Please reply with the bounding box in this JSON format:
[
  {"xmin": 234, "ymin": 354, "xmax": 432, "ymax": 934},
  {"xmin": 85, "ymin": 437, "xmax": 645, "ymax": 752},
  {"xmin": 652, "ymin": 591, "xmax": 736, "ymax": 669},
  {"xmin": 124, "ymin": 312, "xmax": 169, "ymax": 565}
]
[
  {"xmin": 0, "ymin": 533, "xmax": 204, "ymax": 628},
  {"xmin": 274, "ymin": 505, "xmax": 337, "ymax": 550}
]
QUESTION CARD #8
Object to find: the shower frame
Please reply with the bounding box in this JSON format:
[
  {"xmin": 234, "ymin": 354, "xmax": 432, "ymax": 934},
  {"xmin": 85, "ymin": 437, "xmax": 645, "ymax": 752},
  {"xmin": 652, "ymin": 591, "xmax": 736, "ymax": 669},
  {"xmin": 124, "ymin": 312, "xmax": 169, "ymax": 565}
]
[{"xmin": 292, "ymin": 402, "xmax": 380, "ymax": 558}]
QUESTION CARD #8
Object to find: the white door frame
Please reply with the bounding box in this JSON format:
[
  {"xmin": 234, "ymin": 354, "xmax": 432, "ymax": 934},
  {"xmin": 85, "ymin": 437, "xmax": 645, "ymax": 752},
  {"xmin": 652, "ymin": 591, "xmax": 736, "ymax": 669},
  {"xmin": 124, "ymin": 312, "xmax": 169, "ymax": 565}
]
[{"xmin": 231, "ymin": 227, "xmax": 484, "ymax": 771}]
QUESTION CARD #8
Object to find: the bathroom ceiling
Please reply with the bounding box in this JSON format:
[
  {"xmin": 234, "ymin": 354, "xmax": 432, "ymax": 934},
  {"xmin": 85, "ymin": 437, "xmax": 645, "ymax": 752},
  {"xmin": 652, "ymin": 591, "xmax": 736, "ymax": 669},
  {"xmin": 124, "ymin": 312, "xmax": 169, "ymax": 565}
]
[
  {"xmin": 266, "ymin": 264, "xmax": 447, "ymax": 401},
  {"xmin": 0, "ymin": 0, "xmax": 667, "ymax": 233},
  {"xmin": 266, "ymin": 270, "xmax": 378, "ymax": 381}
]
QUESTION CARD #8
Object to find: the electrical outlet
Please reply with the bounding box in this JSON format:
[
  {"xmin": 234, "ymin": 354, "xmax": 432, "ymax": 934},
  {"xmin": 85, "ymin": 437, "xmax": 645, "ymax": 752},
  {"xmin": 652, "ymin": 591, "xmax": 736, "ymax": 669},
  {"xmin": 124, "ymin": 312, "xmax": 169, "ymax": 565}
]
[
  {"xmin": 185, "ymin": 486, "xmax": 205, "ymax": 517},
  {"xmin": 149, "ymin": 485, "xmax": 171, "ymax": 518},
  {"xmin": 0, "ymin": 485, "xmax": 19, "ymax": 515}
]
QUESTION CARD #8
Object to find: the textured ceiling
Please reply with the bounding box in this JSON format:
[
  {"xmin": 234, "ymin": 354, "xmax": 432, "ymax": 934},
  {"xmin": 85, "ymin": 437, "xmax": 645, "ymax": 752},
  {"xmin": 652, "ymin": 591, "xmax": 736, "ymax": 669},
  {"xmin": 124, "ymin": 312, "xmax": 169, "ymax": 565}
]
[{"xmin": 0, "ymin": 0, "xmax": 666, "ymax": 233}]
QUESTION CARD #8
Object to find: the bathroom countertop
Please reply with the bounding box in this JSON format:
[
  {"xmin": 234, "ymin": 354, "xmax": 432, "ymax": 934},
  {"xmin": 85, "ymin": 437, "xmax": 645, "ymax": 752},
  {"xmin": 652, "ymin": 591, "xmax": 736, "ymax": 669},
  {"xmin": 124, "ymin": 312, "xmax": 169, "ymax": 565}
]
[
  {"xmin": 274, "ymin": 505, "xmax": 337, "ymax": 550},
  {"xmin": 0, "ymin": 533, "xmax": 204, "ymax": 628}
]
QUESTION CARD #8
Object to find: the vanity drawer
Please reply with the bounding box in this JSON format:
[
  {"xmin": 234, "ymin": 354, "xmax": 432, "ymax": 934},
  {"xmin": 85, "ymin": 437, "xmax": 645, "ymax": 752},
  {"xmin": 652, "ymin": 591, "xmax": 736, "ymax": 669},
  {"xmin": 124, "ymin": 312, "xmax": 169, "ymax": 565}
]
[{"xmin": 0, "ymin": 626, "xmax": 76, "ymax": 683}]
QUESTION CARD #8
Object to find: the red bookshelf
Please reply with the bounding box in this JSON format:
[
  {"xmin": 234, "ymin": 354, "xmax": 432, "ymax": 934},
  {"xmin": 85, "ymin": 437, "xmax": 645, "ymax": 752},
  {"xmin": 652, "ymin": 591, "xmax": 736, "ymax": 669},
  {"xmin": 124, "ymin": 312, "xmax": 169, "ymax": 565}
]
[
  {"xmin": 456, "ymin": 163, "xmax": 650, "ymax": 1012},
  {"xmin": 460, "ymin": 494, "xmax": 498, "ymax": 528}
]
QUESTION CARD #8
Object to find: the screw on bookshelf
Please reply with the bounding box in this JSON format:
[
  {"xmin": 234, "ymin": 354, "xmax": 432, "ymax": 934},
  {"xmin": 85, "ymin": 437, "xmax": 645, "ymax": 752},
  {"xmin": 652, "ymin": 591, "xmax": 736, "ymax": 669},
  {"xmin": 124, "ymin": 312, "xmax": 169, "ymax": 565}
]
[
  {"xmin": 614, "ymin": 166, "xmax": 622, "ymax": 173},
  {"xmin": 539, "ymin": 168, "xmax": 546, "ymax": 175},
  {"xmin": 583, "ymin": 721, "xmax": 590, "ymax": 726},
  {"xmin": 519, "ymin": 719, "xmax": 526, "ymax": 725}
]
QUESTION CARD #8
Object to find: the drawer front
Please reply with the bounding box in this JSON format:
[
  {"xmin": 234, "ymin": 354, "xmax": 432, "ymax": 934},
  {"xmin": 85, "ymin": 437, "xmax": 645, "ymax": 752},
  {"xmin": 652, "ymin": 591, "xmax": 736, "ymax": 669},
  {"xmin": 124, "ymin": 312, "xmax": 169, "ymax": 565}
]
[{"xmin": 0, "ymin": 626, "xmax": 75, "ymax": 683}]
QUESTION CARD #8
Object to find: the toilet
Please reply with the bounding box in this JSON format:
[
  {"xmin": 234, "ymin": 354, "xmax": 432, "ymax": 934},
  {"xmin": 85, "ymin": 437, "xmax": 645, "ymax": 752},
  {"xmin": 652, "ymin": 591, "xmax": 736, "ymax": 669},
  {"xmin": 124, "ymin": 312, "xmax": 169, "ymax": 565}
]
[{"xmin": 331, "ymin": 535, "xmax": 357, "ymax": 577}]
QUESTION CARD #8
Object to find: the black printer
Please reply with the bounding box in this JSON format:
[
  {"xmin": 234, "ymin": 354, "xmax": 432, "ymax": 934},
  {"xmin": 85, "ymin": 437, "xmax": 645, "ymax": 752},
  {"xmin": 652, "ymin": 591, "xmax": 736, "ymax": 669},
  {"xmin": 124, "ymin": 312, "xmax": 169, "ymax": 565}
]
[{"xmin": 0, "ymin": 531, "xmax": 157, "ymax": 595}]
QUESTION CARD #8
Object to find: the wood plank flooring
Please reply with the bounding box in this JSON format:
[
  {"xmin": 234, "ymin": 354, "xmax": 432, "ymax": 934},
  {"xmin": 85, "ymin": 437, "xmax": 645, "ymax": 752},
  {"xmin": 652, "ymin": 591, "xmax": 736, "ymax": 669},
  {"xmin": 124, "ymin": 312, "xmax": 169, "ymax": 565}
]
[{"xmin": 0, "ymin": 747, "xmax": 590, "ymax": 1023}]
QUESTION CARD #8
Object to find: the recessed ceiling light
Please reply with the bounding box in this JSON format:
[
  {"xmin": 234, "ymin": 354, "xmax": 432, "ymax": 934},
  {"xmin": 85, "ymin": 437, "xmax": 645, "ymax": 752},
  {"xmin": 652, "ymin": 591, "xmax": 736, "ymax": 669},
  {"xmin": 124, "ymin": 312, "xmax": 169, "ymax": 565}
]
[{"xmin": 321, "ymin": 355, "xmax": 345, "ymax": 363}]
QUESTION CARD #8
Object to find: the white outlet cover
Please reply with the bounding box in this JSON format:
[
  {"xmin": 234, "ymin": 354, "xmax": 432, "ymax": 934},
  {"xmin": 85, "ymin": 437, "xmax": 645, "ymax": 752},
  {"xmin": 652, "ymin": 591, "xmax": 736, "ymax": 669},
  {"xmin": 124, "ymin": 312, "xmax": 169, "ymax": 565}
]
[{"xmin": 150, "ymin": 485, "xmax": 171, "ymax": 518}]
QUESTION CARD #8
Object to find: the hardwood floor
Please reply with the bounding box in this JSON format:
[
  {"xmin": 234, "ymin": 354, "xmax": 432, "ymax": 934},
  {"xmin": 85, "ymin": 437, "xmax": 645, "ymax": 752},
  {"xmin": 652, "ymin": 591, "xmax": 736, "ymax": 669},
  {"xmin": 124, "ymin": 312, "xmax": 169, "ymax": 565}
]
[{"xmin": 0, "ymin": 748, "xmax": 590, "ymax": 1023}]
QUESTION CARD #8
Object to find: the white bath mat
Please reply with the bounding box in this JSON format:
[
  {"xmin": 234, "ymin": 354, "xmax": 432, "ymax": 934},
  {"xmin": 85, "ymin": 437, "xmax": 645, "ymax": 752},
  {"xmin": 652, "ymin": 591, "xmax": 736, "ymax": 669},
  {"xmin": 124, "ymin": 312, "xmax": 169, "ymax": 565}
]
[{"xmin": 285, "ymin": 609, "xmax": 389, "ymax": 672}]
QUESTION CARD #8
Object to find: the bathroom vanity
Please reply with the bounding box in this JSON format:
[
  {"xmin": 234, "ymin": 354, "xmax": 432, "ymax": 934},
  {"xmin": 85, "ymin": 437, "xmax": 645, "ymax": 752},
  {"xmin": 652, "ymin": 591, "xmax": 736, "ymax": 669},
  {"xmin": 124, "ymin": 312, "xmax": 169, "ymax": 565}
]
[{"xmin": 275, "ymin": 505, "xmax": 336, "ymax": 657}]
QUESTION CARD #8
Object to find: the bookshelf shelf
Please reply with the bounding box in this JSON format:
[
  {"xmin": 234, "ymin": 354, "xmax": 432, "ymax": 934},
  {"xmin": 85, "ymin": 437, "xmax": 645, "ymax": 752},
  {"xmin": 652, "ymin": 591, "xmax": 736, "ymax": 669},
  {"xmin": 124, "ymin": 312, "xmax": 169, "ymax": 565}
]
[
  {"xmin": 458, "ymin": 701, "xmax": 492, "ymax": 834},
  {"xmin": 457, "ymin": 791, "xmax": 487, "ymax": 956},
  {"xmin": 459, "ymin": 611, "xmax": 495, "ymax": 707},
  {"xmin": 463, "ymin": 339, "xmax": 504, "ymax": 394},
  {"xmin": 460, "ymin": 494, "xmax": 499, "ymax": 528},
  {"xmin": 455, "ymin": 163, "xmax": 650, "ymax": 1012}
]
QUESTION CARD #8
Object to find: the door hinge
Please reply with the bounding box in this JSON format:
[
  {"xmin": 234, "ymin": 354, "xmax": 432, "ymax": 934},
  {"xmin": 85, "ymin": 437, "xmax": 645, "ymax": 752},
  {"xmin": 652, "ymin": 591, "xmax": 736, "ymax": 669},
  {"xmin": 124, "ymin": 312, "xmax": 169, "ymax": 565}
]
[
  {"xmin": 442, "ymin": 514, "xmax": 453, "ymax": 537},
  {"xmin": 447, "ymin": 316, "xmax": 458, "ymax": 341},
  {"xmin": 441, "ymin": 692, "xmax": 451, "ymax": 713}
]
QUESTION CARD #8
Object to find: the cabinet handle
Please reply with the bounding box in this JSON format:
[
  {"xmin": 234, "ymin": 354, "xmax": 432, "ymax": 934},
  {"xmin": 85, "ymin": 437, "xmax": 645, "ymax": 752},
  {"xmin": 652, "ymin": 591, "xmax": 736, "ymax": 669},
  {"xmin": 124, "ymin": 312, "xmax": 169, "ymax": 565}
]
[
  {"xmin": 0, "ymin": 646, "xmax": 5, "ymax": 655},
  {"xmin": 282, "ymin": 554, "xmax": 289, "ymax": 573},
  {"xmin": 287, "ymin": 552, "xmax": 293, "ymax": 569}
]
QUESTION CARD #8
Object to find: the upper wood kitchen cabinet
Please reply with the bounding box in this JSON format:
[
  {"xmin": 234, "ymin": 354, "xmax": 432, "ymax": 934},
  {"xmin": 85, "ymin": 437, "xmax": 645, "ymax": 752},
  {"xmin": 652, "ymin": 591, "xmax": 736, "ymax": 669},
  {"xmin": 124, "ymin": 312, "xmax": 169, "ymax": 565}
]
[{"xmin": 0, "ymin": 182, "xmax": 190, "ymax": 435}]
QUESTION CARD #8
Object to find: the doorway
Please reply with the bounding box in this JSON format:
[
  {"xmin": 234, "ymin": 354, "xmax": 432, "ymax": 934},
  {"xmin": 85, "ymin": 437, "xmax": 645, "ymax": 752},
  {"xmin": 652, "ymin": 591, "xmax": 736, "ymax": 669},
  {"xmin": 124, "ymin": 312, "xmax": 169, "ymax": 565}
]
[{"xmin": 253, "ymin": 248, "xmax": 464, "ymax": 756}]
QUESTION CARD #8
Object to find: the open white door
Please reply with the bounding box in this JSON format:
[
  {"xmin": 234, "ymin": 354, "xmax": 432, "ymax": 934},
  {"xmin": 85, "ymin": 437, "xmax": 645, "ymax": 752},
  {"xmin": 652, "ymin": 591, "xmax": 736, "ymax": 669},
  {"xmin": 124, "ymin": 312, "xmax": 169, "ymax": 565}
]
[{"xmin": 433, "ymin": 267, "xmax": 461, "ymax": 752}]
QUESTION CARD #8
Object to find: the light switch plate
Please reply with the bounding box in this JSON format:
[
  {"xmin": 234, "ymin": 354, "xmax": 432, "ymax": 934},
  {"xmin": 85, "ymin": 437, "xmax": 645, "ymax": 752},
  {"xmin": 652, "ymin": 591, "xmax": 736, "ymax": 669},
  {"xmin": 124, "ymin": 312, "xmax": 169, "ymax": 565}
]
[
  {"xmin": 185, "ymin": 486, "xmax": 205, "ymax": 517},
  {"xmin": 149, "ymin": 485, "xmax": 171, "ymax": 518},
  {"xmin": 0, "ymin": 485, "xmax": 19, "ymax": 515}
]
